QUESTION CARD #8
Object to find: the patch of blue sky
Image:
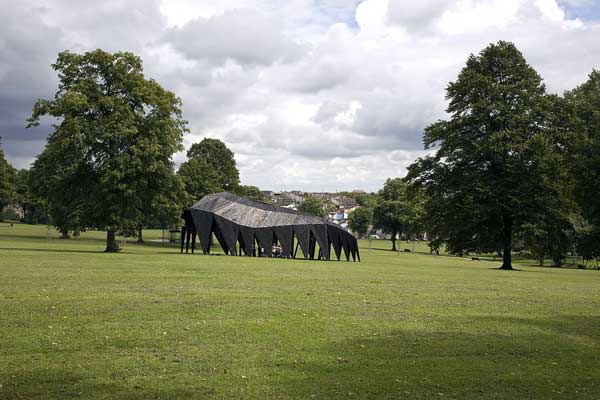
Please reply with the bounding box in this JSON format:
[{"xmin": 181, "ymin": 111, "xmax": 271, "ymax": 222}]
[
  {"xmin": 313, "ymin": 0, "xmax": 361, "ymax": 30},
  {"xmin": 558, "ymin": 0, "xmax": 600, "ymax": 21}
]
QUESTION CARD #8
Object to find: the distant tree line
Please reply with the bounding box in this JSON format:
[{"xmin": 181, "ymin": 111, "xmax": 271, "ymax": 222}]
[
  {"xmin": 2, "ymin": 42, "xmax": 599, "ymax": 266},
  {"xmin": 345, "ymin": 179, "xmax": 423, "ymax": 251}
]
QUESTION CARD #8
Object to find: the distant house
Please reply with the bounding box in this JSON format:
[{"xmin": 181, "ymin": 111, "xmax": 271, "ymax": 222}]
[
  {"xmin": 2, "ymin": 204, "xmax": 24, "ymax": 220},
  {"xmin": 336, "ymin": 196, "xmax": 358, "ymax": 210},
  {"xmin": 253, "ymin": 189, "xmax": 367, "ymax": 224},
  {"xmin": 288, "ymin": 191, "xmax": 304, "ymax": 203}
]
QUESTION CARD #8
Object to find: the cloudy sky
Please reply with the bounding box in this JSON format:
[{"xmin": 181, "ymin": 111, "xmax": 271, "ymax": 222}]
[{"xmin": 2, "ymin": 0, "xmax": 600, "ymax": 191}]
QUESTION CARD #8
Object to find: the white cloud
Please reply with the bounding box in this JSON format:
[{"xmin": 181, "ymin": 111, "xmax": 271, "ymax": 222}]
[
  {"xmin": 165, "ymin": 9, "xmax": 302, "ymax": 66},
  {"xmin": 387, "ymin": 0, "xmax": 449, "ymax": 32},
  {"xmin": 536, "ymin": 0, "xmax": 566, "ymax": 20},
  {"xmin": 2, "ymin": 0, "xmax": 600, "ymax": 192}
]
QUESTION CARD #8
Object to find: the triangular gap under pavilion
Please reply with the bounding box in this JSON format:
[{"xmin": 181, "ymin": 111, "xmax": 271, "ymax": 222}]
[
  {"xmin": 328, "ymin": 227, "xmax": 342, "ymax": 261},
  {"xmin": 273, "ymin": 226, "xmax": 293, "ymax": 258},
  {"xmin": 293, "ymin": 225, "xmax": 310, "ymax": 259},
  {"xmin": 310, "ymin": 225, "xmax": 330, "ymax": 260},
  {"xmin": 255, "ymin": 228, "xmax": 274, "ymax": 257}
]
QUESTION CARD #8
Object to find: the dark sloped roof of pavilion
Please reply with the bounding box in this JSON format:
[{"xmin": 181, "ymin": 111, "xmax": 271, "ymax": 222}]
[
  {"xmin": 192, "ymin": 192, "xmax": 346, "ymax": 228},
  {"xmin": 189, "ymin": 192, "xmax": 359, "ymax": 262}
]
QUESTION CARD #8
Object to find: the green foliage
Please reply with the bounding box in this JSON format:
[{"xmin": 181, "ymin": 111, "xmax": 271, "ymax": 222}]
[
  {"xmin": 372, "ymin": 178, "xmax": 423, "ymax": 250},
  {"xmin": 298, "ymin": 195, "xmax": 325, "ymax": 217},
  {"xmin": 177, "ymin": 138, "xmax": 240, "ymax": 202},
  {"xmin": 565, "ymin": 70, "xmax": 600, "ymax": 254},
  {"xmin": 355, "ymin": 192, "xmax": 377, "ymax": 209},
  {"xmin": 177, "ymin": 157, "xmax": 220, "ymax": 204},
  {"xmin": 575, "ymin": 225, "xmax": 600, "ymax": 263},
  {"xmin": 336, "ymin": 191, "xmax": 377, "ymax": 209},
  {"xmin": 407, "ymin": 41, "xmax": 574, "ymax": 269},
  {"xmin": 348, "ymin": 206, "xmax": 372, "ymax": 238},
  {"xmin": 345, "ymin": 192, "xmax": 378, "ymax": 239},
  {"xmin": 236, "ymin": 185, "xmax": 270, "ymax": 203},
  {"xmin": 14, "ymin": 169, "xmax": 48, "ymax": 224},
  {"xmin": 30, "ymin": 145, "xmax": 88, "ymax": 238},
  {"xmin": 519, "ymin": 216, "xmax": 576, "ymax": 267},
  {"xmin": 27, "ymin": 49, "xmax": 187, "ymax": 249},
  {"xmin": 0, "ymin": 143, "xmax": 16, "ymax": 214}
]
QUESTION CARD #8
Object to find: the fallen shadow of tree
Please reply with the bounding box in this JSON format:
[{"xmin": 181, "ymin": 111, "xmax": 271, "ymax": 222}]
[{"xmin": 272, "ymin": 315, "xmax": 600, "ymax": 399}]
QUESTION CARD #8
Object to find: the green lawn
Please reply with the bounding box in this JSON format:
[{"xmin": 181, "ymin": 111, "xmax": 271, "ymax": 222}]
[{"xmin": 1, "ymin": 223, "xmax": 598, "ymax": 399}]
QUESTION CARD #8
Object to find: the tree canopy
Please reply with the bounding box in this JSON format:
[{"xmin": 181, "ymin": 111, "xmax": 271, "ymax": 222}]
[
  {"xmin": 565, "ymin": 71, "xmax": 600, "ymax": 225},
  {"xmin": 178, "ymin": 138, "xmax": 240, "ymax": 202},
  {"xmin": 29, "ymin": 143, "xmax": 89, "ymax": 238},
  {"xmin": 372, "ymin": 178, "xmax": 423, "ymax": 251},
  {"xmin": 0, "ymin": 146, "xmax": 16, "ymax": 220},
  {"xmin": 348, "ymin": 206, "xmax": 372, "ymax": 238},
  {"xmin": 0, "ymin": 142, "xmax": 16, "ymax": 215},
  {"xmin": 298, "ymin": 195, "xmax": 325, "ymax": 217},
  {"xmin": 13, "ymin": 169, "xmax": 47, "ymax": 225},
  {"xmin": 28, "ymin": 49, "xmax": 187, "ymax": 251},
  {"xmin": 235, "ymin": 185, "xmax": 270, "ymax": 203},
  {"xmin": 407, "ymin": 41, "xmax": 574, "ymax": 269}
]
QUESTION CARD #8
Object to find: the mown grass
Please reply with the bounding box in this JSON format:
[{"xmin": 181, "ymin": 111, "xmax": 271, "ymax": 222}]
[{"xmin": 0, "ymin": 223, "xmax": 599, "ymax": 399}]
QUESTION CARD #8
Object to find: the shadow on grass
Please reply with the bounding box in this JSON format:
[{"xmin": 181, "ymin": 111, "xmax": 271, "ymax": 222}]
[
  {"xmin": 474, "ymin": 315, "xmax": 600, "ymax": 343},
  {"xmin": 136, "ymin": 240, "xmax": 179, "ymax": 250},
  {"xmin": 274, "ymin": 315, "xmax": 600, "ymax": 399},
  {"xmin": 0, "ymin": 247, "xmax": 106, "ymax": 255},
  {"xmin": 0, "ymin": 369, "xmax": 212, "ymax": 400},
  {"xmin": 1, "ymin": 316, "xmax": 597, "ymax": 399},
  {"xmin": 0, "ymin": 233, "xmax": 68, "ymax": 241},
  {"xmin": 0, "ymin": 232, "xmax": 176, "ymax": 248},
  {"xmin": 368, "ymin": 245, "xmax": 437, "ymax": 256},
  {"xmin": 487, "ymin": 266, "xmax": 522, "ymax": 271},
  {"xmin": 0, "ymin": 246, "xmax": 182, "ymax": 256}
]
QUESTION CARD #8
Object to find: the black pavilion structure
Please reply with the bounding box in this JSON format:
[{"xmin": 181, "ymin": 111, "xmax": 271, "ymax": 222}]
[{"xmin": 180, "ymin": 192, "xmax": 359, "ymax": 262}]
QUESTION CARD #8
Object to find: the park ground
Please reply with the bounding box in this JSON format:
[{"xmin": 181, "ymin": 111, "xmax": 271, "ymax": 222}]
[{"xmin": 0, "ymin": 223, "xmax": 599, "ymax": 399}]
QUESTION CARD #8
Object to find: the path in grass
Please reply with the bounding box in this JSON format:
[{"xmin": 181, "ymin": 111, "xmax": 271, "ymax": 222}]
[{"xmin": 1, "ymin": 223, "xmax": 599, "ymax": 399}]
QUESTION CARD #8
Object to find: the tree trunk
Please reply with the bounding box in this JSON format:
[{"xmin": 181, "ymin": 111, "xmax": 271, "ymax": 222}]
[
  {"xmin": 105, "ymin": 230, "xmax": 120, "ymax": 253},
  {"xmin": 499, "ymin": 216, "xmax": 514, "ymax": 270},
  {"xmin": 59, "ymin": 228, "xmax": 70, "ymax": 239},
  {"xmin": 391, "ymin": 231, "xmax": 397, "ymax": 252},
  {"xmin": 137, "ymin": 224, "xmax": 144, "ymax": 243}
]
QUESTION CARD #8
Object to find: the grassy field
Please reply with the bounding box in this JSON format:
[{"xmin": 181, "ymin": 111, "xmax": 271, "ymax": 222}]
[{"xmin": 1, "ymin": 223, "xmax": 599, "ymax": 399}]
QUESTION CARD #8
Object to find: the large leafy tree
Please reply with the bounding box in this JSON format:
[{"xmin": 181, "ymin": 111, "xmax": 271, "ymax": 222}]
[
  {"xmin": 373, "ymin": 178, "xmax": 423, "ymax": 251},
  {"xmin": 348, "ymin": 207, "xmax": 372, "ymax": 238},
  {"xmin": 29, "ymin": 143, "xmax": 88, "ymax": 238},
  {"xmin": 336, "ymin": 191, "xmax": 378, "ymax": 209},
  {"xmin": 298, "ymin": 195, "xmax": 325, "ymax": 217},
  {"xmin": 28, "ymin": 50, "xmax": 187, "ymax": 251},
  {"xmin": 178, "ymin": 138, "xmax": 239, "ymax": 202},
  {"xmin": 565, "ymin": 70, "xmax": 600, "ymax": 248},
  {"xmin": 519, "ymin": 213, "xmax": 577, "ymax": 267},
  {"xmin": 236, "ymin": 185, "xmax": 270, "ymax": 203},
  {"xmin": 0, "ymin": 142, "xmax": 16, "ymax": 215},
  {"xmin": 135, "ymin": 175, "xmax": 186, "ymax": 243},
  {"xmin": 407, "ymin": 41, "xmax": 574, "ymax": 269},
  {"xmin": 355, "ymin": 193, "xmax": 378, "ymax": 209},
  {"xmin": 575, "ymin": 225, "xmax": 600, "ymax": 266},
  {"xmin": 514, "ymin": 94, "xmax": 579, "ymax": 267},
  {"xmin": 14, "ymin": 169, "xmax": 48, "ymax": 225}
]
